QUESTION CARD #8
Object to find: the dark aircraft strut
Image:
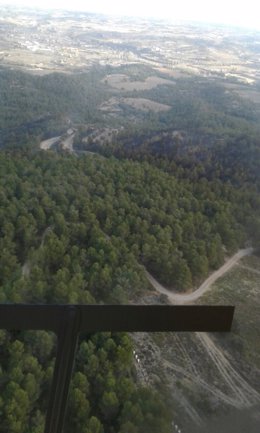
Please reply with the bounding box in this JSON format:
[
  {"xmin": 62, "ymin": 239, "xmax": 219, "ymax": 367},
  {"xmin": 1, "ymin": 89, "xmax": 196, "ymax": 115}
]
[{"xmin": 0, "ymin": 304, "xmax": 234, "ymax": 433}]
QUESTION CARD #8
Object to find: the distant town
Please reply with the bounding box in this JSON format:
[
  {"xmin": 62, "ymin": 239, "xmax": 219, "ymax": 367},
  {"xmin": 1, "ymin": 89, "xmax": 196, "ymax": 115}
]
[{"xmin": 0, "ymin": 4, "xmax": 260, "ymax": 85}]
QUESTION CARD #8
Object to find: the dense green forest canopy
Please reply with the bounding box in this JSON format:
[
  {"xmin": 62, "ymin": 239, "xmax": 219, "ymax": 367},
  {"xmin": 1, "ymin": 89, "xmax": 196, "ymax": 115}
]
[
  {"xmin": 0, "ymin": 63, "xmax": 260, "ymax": 432},
  {"xmin": 1, "ymin": 150, "xmax": 259, "ymax": 299},
  {"xmin": 0, "ymin": 147, "xmax": 259, "ymax": 431},
  {"xmin": 0, "ymin": 66, "xmax": 109, "ymax": 147},
  {"xmin": 1, "ymin": 151, "xmax": 183, "ymax": 432}
]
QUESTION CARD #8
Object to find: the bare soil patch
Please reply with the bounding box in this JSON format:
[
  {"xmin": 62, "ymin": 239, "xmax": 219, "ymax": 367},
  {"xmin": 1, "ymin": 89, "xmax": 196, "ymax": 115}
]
[
  {"xmin": 40, "ymin": 136, "xmax": 61, "ymax": 150},
  {"xmin": 103, "ymin": 74, "xmax": 175, "ymax": 91}
]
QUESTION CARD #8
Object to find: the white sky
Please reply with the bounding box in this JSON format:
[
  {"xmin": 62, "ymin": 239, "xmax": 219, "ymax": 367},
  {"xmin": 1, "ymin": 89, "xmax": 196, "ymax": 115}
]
[{"xmin": 1, "ymin": 0, "xmax": 260, "ymax": 29}]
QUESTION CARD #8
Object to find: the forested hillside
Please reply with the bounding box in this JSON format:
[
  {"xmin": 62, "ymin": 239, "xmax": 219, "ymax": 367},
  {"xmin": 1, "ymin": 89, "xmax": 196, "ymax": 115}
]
[
  {"xmin": 1, "ymin": 150, "xmax": 258, "ymax": 298},
  {"xmin": 0, "ymin": 56, "xmax": 260, "ymax": 432},
  {"xmin": 0, "ymin": 151, "xmax": 177, "ymax": 432},
  {"xmin": 0, "ymin": 66, "xmax": 109, "ymax": 148},
  {"xmin": 1, "ymin": 65, "xmax": 260, "ymax": 152},
  {"xmin": 0, "ymin": 147, "xmax": 259, "ymax": 431},
  {"xmin": 1, "ymin": 4, "xmax": 260, "ymax": 430}
]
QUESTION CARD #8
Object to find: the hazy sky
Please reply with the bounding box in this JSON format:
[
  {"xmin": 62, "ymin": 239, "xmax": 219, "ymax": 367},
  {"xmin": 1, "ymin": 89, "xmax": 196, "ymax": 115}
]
[{"xmin": 1, "ymin": 0, "xmax": 260, "ymax": 29}]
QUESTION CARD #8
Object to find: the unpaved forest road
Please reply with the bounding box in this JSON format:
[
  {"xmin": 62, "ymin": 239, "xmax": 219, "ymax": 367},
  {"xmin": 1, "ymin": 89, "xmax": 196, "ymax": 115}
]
[
  {"xmin": 22, "ymin": 226, "xmax": 52, "ymax": 277},
  {"xmin": 146, "ymin": 248, "xmax": 254, "ymax": 304},
  {"xmin": 196, "ymin": 332, "xmax": 260, "ymax": 407},
  {"xmin": 144, "ymin": 247, "xmax": 260, "ymax": 413},
  {"xmin": 146, "ymin": 247, "xmax": 260, "ymax": 406}
]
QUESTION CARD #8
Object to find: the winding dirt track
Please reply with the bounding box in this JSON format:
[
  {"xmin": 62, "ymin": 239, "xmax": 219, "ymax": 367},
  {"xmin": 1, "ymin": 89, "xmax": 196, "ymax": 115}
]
[
  {"xmin": 196, "ymin": 333, "xmax": 260, "ymax": 407},
  {"xmin": 145, "ymin": 247, "xmax": 260, "ymax": 409},
  {"xmin": 146, "ymin": 248, "xmax": 253, "ymax": 304}
]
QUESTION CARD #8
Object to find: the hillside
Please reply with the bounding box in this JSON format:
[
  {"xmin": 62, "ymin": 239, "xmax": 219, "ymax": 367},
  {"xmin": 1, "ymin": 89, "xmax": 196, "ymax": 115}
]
[
  {"xmin": 0, "ymin": 6, "xmax": 260, "ymax": 432},
  {"xmin": 0, "ymin": 147, "xmax": 259, "ymax": 431}
]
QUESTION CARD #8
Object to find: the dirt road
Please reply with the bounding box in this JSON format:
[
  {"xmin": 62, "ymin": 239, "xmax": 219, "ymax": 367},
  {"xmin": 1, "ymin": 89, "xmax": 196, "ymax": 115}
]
[
  {"xmin": 196, "ymin": 333, "xmax": 260, "ymax": 407},
  {"xmin": 142, "ymin": 247, "xmax": 260, "ymax": 422},
  {"xmin": 146, "ymin": 248, "xmax": 253, "ymax": 304}
]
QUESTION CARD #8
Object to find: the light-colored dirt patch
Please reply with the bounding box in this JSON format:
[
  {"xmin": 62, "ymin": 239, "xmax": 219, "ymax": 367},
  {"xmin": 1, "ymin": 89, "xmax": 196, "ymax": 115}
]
[
  {"xmin": 40, "ymin": 129, "xmax": 76, "ymax": 152},
  {"xmin": 60, "ymin": 133, "xmax": 75, "ymax": 152},
  {"xmin": 21, "ymin": 227, "xmax": 52, "ymax": 278},
  {"xmin": 132, "ymin": 328, "xmax": 260, "ymax": 424},
  {"xmin": 22, "ymin": 262, "xmax": 30, "ymax": 277},
  {"xmin": 103, "ymin": 74, "xmax": 175, "ymax": 91},
  {"xmin": 40, "ymin": 136, "xmax": 61, "ymax": 150},
  {"xmin": 132, "ymin": 332, "xmax": 203, "ymax": 425}
]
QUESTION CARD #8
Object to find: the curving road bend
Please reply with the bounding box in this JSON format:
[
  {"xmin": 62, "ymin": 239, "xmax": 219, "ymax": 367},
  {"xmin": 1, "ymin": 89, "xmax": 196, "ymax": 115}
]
[
  {"xmin": 145, "ymin": 247, "xmax": 260, "ymax": 412},
  {"xmin": 146, "ymin": 248, "xmax": 254, "ymax": 304}
]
